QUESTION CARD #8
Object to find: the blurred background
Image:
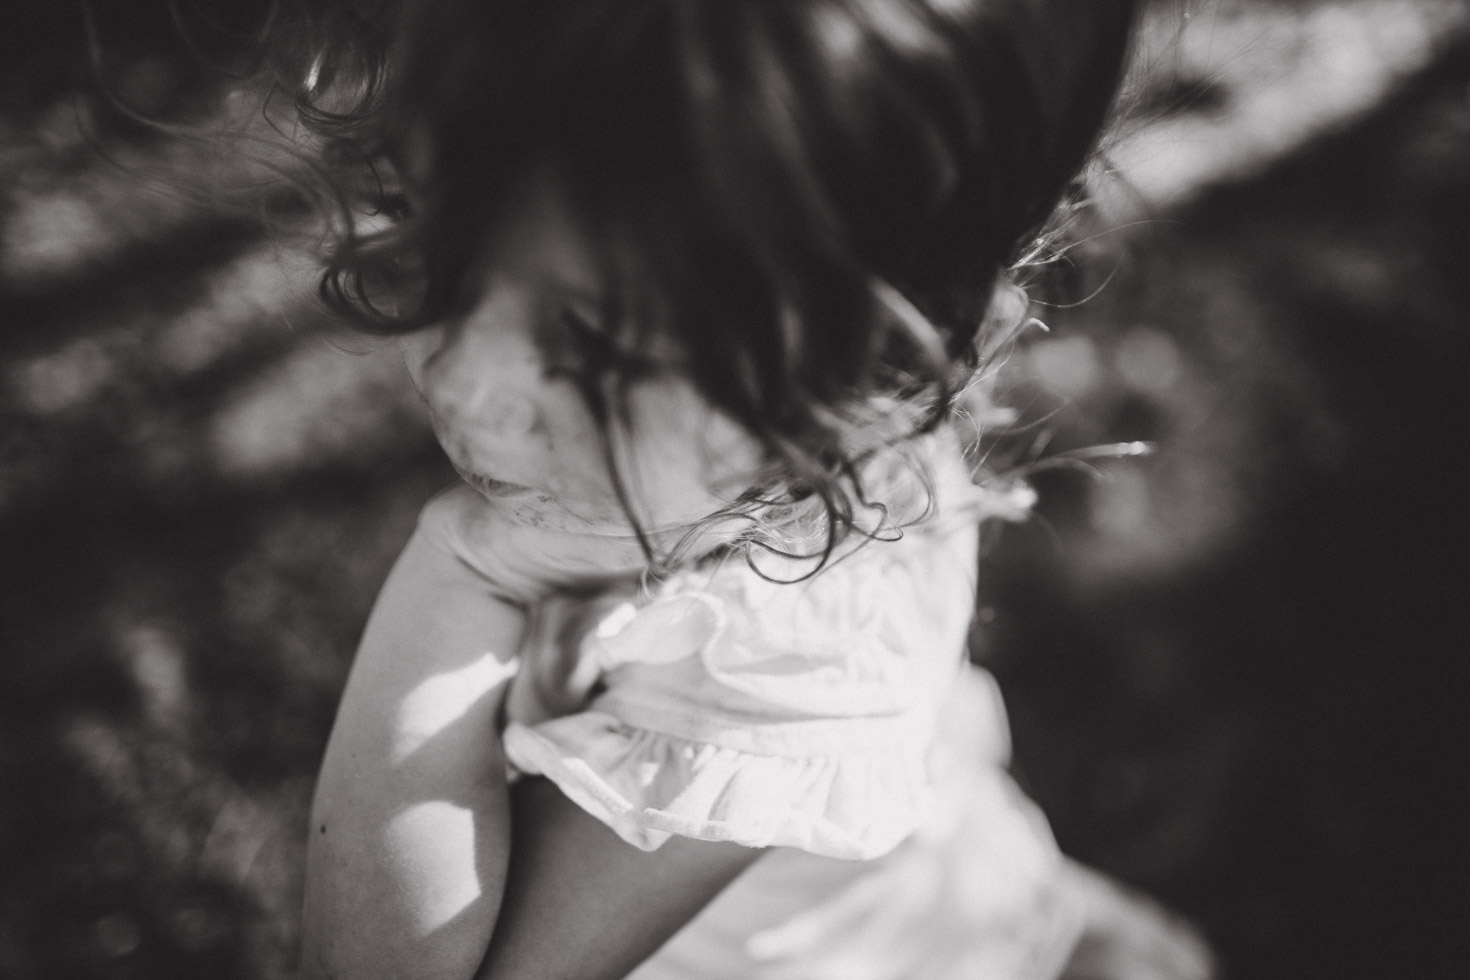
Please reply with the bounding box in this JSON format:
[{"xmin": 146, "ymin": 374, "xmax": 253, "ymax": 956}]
[{"xmin": 1, "ymin": 0, "xmax": 1466, "ymax": 977}]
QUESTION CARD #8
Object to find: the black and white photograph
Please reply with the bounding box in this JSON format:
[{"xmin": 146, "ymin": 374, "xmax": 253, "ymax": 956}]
[{"xmin": 1, "ymin": 1, "xmax": 1465, "ymax": 977}]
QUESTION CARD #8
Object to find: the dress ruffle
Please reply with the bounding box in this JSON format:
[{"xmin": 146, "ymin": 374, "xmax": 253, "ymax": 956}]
[
  {"xmin": 498, "ymin": 434, "xmax": 985, "ymax": 863},
  {"xmin": 503, "ymin": 712, "xmax": 935, "ymax": 861}
]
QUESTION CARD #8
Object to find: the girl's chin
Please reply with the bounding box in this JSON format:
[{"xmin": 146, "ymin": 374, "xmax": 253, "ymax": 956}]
[
  {"xmin": 451, "ymin": 463, "xmax": 535, "ymax": 499},
  {"xmin": 494, "ymin": 495, "xmax": 641, "ymax": 536}
]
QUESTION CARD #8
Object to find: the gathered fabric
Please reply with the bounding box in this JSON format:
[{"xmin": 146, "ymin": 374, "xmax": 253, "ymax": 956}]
[
  {"xmin": 506, "ymin": 714, "xmax": 934, "ymax": 858},
  {"xmin": 502, "ymin": 448, "xmax": 985, "ymax": 860},
  {"xmin": 496, "ymin": 437, "xmax": 1083, "ymax": 978}
]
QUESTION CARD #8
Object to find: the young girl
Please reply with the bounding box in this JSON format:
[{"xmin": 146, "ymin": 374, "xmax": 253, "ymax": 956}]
[{"xmin": 281, "ymin": 1, "xmax": 1210, "ymax": 977}]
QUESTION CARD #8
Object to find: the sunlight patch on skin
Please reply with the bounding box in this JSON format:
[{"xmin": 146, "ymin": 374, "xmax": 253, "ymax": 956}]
[
  {"xmin": 384, "ymin": 800, "xmax": 485, "ymax": 933},
  {"xmin": 390, "ymin": 654, "xmax": 521, "ymax": 766}
]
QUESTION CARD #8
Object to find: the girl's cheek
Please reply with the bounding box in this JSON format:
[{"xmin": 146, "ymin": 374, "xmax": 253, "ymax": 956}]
[
  {"xmin": 402, "ymin": 326, "xmax": 543, "ymax": 439},
  {"xmin": 398, "ymin": 330, "xmax": 442, "ymax": 397},
  {"xmin": 398, "ymin": 328, "xmax": 758, "ymax": 531},
  {"xmin": 539, "ymin": 400, "xmax": 614, "ymax": 498}
]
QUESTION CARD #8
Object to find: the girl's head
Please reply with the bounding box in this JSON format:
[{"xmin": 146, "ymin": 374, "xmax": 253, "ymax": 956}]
[
  {"xmin": 397, "ymin": 172, "xmax": 765, "ymax": 538},
  {"xmin": 299, "ymin": 0, "xmax": 1136, "ymax": 559}
]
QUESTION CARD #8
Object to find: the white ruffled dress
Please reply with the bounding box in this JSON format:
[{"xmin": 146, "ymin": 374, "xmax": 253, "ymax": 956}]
[{"xmin": 499, "ymin": 454, "xmax": 1083, "ymax": 979}]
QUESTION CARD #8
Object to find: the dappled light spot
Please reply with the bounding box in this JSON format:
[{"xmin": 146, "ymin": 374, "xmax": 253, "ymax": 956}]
[
  {"xmin": 94, "ymin": 912, "xmax": 142, "ymax": 959},
  {"xmin": 0, "ymin": 192, "xmax": 104, "ymax": 285},
  {"xmin": 63, "ymin": 717, "xmax": 133, "ymax": 800},
  {"xmin": 1069, "ymin": 422, "xmax": 1261, "ymax": 581},
  {"xmin": 0, "ymin": 171, "xmax": 203, "ymax": 288},
  {"xmin": 1027, "ymin": 335, "xmax": 1102, "ymax": 400},
  {"xmin": 120, "ymin": 623, "xmax": 189, "ymax": 730},
  {"xmin": 1115, "ymin": 0, "xmax": 1467, "ymax": 210},
  {"xmin": 199, "ymin": 792, "xmax": 272, "ymax": 884},
  {"xmin": 385, "ymin": 800, "xmax": 485, "ymax": 933},
  {"xmin": 1115, "ymin": 328, "xmax": 1182, "ymax": 395},
  {"xmin": 1090, "ymin": 466, "xmax": 1155, "ymax": 545},
  {"xmin": 208, "ymin": 341, "xmax": 427, "ymax": 477},
  {"xmin": 8, "ymin": 336, "xmax": 115, "ymax": 414},
  {"xmin": 0, "ymin": 100, "xmax": 318, "ymax": 291},
  {"xmin": 393, "ymin": 655, "xmax": 521, "ymax": 766},
  {"xmin": 151, "ymin": 244, "xmax": 320, "ymax": 376}
]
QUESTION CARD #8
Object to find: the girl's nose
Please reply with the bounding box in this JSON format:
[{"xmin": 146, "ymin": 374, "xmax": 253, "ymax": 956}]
[
  {"xmin": 449, "ymin": 389, "xmax": 536, "ymax": 438},
  {"xmin": 419, "ymin": 340, "xmax": 538, "ymax": 439}
]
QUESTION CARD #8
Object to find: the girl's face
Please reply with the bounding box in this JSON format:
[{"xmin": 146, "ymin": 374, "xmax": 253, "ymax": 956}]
[{"xmin": 400, "ymin": 179, "xmax": 762, "ymax": 535}]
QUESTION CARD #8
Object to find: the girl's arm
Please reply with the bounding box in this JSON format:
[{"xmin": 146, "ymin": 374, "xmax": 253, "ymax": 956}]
[
  {"xmin": 476, "ymin": 777, "xmax": 763, "ymax": 980},
  {"xmin": 301, "ymin": 486, "xmax": 754, "ymax": 980},
  {"xmin": 300, "ymin": 519, "xmax": 524, "ymax": 980}
]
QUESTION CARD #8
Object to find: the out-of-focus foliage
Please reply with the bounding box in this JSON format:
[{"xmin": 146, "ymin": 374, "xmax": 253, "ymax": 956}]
[{"xmin": 1, "ymin": 1, "xmax": 1466, "ymax": 978}]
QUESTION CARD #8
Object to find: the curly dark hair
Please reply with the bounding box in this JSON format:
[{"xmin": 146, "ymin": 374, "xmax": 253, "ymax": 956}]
[{"xmin": 202, "ymin": 0, "xmax": 1137, "ymax": 567}]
